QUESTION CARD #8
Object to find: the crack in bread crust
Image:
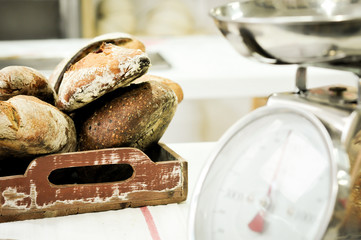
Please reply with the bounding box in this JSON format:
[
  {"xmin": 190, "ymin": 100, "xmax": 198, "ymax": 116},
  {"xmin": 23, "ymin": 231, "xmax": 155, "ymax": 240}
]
[{"xmin": 56, "ymin": 43, "xmax": 150, "ymax": 112}]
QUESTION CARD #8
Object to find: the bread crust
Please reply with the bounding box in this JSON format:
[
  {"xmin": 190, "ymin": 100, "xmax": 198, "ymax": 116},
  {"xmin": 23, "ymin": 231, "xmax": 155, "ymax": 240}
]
[
  {"xmin": 0, "ymin": 95, "xmax": 77, "ymax": 159},
  {"xmin": 133, "ymin": 74, "xmax": 184, "ymax": 103},
  {"xmin": 0, "ymin": 66, "xmax": 55, "ymax": 104},
  {"xmin": 56, "ymin": 43, "xmax": 150, "ymax": 112},
  {"xmin": 75, "ymin": 80, "xmax": 177, "ymax": 151},
  {"xmin": 49, "ymin": 32, "xmax": 146, "ymax": 94}
]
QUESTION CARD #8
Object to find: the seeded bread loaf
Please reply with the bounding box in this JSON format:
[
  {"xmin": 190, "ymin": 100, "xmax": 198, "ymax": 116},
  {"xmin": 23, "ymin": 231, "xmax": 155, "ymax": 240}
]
[
  {"xmin": 0, "ymin": 66, "xmax": 55, "ymax": 104},
  {"xmin": 74, "ymin": 80, "xmax": 178, "ymax": 151},
  {"xmin": 0, "ymin": 95, "xmax": 77, "ymax": 159}
]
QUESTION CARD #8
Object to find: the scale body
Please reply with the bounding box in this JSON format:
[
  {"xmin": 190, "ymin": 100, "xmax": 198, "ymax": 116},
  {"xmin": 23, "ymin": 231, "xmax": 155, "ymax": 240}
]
[
  {"xmin": 268, "ymin": 72, "xmax": 361, "ymax": 171},
  {"xmin": 190, "ymin": 1, "xmax": 361, "ymax": 239},
  {"xmin": 190, "ymin": 68, "xmax": 361, "ymax": 240}
]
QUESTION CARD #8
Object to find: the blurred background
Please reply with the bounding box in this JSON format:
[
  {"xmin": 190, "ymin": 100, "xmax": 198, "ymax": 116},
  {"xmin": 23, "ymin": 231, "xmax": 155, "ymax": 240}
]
[
  {"xmin": 0, "ymin": 0, "xmax": 226, "ymax": 40},
  {"xmin": 1, "ymin": 0, "xmax": 351, "ymax": 144},
  {"xmin": 0, "ymin": 0, "xmax": 261, "ymax": 144}
]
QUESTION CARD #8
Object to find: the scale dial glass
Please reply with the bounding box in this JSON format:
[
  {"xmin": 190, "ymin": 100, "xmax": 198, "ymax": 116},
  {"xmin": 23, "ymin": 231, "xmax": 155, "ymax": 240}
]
[{"xmin": 191, "ymin": 106, "xmax": 337, "ymax": 240}]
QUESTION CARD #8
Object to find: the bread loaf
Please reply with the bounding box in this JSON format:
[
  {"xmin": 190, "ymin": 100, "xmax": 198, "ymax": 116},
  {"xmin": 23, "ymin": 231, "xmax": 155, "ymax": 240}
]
[
  {"xmin": 74, "ymin": 80, "xmax": 178, "ymax": 151},
  {"xmin": 49, "ymin": 32, "xmax": 146, "ymax": 96},
  {"xmin": 133, "ymin": 74, "xmax": 183, "ymax": 103},
  {"xmin": 56, "ymin": 43, "xmax": 150, "ymax": 112},
  {"xmin": 0, "ymin": 95, "xmax": 77, "ymax": 159},
  {"xmin": 0, "ymin": 66, "xmax": 55, "ymax": 104},
  {"xmin": 339, "ymin": 175, "xmax": 361, "ymax": 235}
]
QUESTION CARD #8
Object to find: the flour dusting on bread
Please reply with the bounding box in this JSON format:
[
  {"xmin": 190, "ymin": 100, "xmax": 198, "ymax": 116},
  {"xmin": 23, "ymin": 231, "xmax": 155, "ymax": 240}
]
[
  {"xmin": 0, "ymin": 95, "xmax": 77, "ymax": 159},
  {"xmin": 56, "ymin": 43, "xmax": 150, "ymax": 111}
]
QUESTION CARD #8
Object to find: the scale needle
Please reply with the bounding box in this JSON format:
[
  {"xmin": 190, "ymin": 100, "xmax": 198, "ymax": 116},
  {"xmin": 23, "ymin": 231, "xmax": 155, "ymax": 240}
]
[
  {"xmin": 248, "ymin": 130, "xmax": 292, "ymax": 233},
  {"xmin": 248, "ymin": 210, "xmax": 265, "ymax": 233}
]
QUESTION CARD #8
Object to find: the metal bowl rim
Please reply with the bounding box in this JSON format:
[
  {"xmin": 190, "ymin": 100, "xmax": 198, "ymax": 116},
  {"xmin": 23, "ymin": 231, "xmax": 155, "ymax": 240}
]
[{"xmin": 210, "ymin": 1, "xmax": 361, "ymax": 25}]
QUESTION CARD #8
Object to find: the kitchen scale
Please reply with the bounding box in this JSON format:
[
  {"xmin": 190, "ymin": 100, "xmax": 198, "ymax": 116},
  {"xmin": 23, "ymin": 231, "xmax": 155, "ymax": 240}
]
[{"xmin": 189, "ymin": 1, "xmax": 361, "ymax": 239}]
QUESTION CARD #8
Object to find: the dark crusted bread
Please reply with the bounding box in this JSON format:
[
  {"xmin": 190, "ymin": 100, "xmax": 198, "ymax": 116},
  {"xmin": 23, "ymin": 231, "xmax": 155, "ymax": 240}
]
[
  {"xmin": 133, "ymin": 74, "xmax": 183, "ymax": 103},
  {"xmin": 74, "ymin": 80, "xmax": 178, "ymax": 151}
]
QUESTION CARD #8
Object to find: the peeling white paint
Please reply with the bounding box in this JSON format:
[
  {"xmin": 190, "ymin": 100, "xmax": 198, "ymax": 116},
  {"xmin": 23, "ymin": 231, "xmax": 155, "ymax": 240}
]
[
  {"xmin": 1, "ymin": 182, "xmax": 37, "ymax": 210},
  {"xmin": 28, "ymin": 161, "xmax": 37, "ymax": 169},
  {"xmin": 2, "ymin": 180, "xmax": 182, "ymax": 211},
  {"xmin": 55, "ymin": 189, "xmax": 61, "ymax": 198},
  {"xmin": 1, "ymin": 163, "xmax": 185, "ymax": 212},
  {"xmin": 29, "ymin": 182, "xmax": 37, "ymax": 209},
  {"xmin": 100, "ymin": 152, "xmax": 121, "ymax": 164},
  {"xmin": 2, "ymin": 187, "xmax": 28, "ymax": 209},
  {"xmin": 161, "ymin": 166, "xmax": 181, "ymax": 182},
  {"xmin": 37, "ymin": 186, "xmax": 132, "ymax": 208}
]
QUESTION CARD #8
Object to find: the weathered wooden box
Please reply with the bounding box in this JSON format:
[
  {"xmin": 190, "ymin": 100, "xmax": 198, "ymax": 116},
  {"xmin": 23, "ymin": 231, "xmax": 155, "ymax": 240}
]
[{"xmin": 0, "ymin": 143, "xmax": 187, "ymax": 223}]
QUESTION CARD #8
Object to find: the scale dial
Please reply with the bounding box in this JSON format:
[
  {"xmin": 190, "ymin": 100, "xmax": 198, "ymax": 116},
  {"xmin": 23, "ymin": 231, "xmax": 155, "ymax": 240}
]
[{"xmin": 190, "ymin": 106, "xmax": 340, "ymax": 240}]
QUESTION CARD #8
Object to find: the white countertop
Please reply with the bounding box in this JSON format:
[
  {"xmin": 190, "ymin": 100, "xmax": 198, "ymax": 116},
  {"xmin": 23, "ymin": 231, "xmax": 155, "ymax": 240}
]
[
  {"xmin": 0, "ymin": 142, "xmax": 215, "ymax": 240},
  {"xmin": 0, "ymin": 35, "xmax": 357, "ymax": 100}
]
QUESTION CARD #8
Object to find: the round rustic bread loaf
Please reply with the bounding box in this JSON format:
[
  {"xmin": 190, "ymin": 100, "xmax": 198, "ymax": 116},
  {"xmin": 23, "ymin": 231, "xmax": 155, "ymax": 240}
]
[
  {"xmin": 56, "ymin": 43, "xmax": 150, "ymax": 112},
  {"xmin": 133, "ymin": 74, "xmax": 184, "ymax": 103},
  {"xmin": 0, "ymin": 66, "xmax": 55, "ymax": 104},
  {"xmin": 0, "ymin": 95, "xmax": 77, "ymax": 159},
  {"xmin": 74, "ymin": 80, "xmax": 178, "ymax": 151}
]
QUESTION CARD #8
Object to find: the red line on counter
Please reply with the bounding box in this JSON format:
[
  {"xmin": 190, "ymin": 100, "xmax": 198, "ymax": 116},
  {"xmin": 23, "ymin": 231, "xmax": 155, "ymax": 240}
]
[{"xmin": 141, "ymin": 206, "xmax": 161, "ymax": 240}]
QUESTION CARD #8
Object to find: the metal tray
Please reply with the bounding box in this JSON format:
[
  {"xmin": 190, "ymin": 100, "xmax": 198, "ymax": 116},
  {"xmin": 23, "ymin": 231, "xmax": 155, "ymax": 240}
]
[{"xmin": 210, "ymin": 0, "xmax": 361, "ymax": 65}]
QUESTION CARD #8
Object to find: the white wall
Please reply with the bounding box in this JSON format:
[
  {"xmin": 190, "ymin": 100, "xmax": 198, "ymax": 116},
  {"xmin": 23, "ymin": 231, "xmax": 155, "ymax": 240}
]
[{"xmin": 161, "ymin": 97, "xmax": 253, "ymax": 143}]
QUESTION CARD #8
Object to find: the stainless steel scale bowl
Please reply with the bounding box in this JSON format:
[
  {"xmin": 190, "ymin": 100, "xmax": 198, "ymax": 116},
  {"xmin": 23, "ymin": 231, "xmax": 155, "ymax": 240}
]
[
  {"xmin": 190, "ymin": 1, "xmax": 361, "ymax": 239},
  {"xmin": 209, "ymin": 0, "xmax": 361, "ymax": 65}
]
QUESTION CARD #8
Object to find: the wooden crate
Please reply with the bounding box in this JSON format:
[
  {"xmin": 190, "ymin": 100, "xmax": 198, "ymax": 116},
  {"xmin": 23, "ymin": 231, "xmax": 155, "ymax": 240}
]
[{"xmin": 0, "ymin": 143, "xmax": 187, "ymax": 222}]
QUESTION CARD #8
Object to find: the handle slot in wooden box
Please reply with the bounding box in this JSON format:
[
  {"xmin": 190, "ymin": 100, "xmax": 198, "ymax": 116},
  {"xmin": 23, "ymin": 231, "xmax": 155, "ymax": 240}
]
[{"xmin": 0, "ymin": 143, "xmax": 187, "ymax": 223}]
